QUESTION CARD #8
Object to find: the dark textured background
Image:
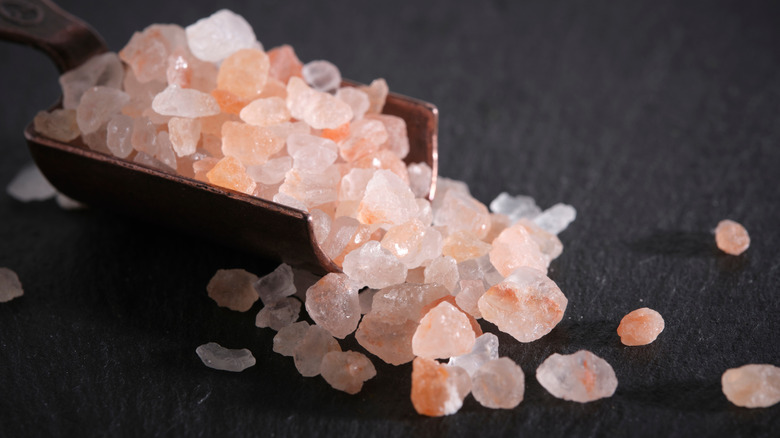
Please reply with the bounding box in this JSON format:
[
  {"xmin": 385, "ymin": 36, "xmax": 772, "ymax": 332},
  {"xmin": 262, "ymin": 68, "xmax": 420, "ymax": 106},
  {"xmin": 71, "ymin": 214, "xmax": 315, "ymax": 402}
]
[{"xmin": 1, "ymin": 0, "xmax": 779, "ymax": 436}]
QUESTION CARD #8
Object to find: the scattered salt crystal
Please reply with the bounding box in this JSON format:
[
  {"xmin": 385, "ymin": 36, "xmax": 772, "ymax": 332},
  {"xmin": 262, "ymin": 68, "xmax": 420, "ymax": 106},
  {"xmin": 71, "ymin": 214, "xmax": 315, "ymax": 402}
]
[
  {"xmin": 60, "ymin": 52, "xmax": 124, "ymax": 109},
  {"xmin": 336, "ymin": 87, "xmax": 369, "ymax": 120},
  {"xmin": 320, "ymin": 350, "xmax": 377, "ymax": 395},
  {"xmin": 273, "ymin": 321, "xmax": 310, "ymax": 356},
  {"xmin": 55, "ymin": 193, "xmax": 86, "ymax": 210},
  {"xmin": 6, "ymin": 164, "xmax": 56, "ymax": 202},
  {"xmin": 448, "ymin": 333, "xmax": 499, "ymax": 376},
  {"xmin": 76, "ymin": 86, "xmax": 130, "ymax": 134},
  {"xmin": 424, "ymin": 256, "xmax": 459, "ymax": 293},
  {"xmin": 721, "ymin": 364, "xmax": 780, "ymax": 408},
  {"xmin": 489, "ymin": 192, "xmax": 541, "ymax": 222},
  {"xmin": 412, "ymin": 301, "xmax": 476, "ymax": 359},
  {"xmin": 533, "ymin": 203, "xmax": 576, "ymax": 235},
  {"xmin": 293, "ymin": 324, "xmax": 341, "ymax": 377},
  {"xmin": 185, "ymin": 10, "xmax": 258, "ymax": 63},
  {"xmin": 0, "ymin": 268, "xmax": 24, "ymax": 303},
  {"xmin": 472, "ymin": 357, "xmax": 525, "ymax": 409},
  {"xmin": 33, "ymin": 109, "xmax": 80, "ymax": 142},
  {"xmin": 617, "ymin": 307, "xmax": 665, "ymax": 346},
  {"xmin": 152, "ymin": 85, "xmax": 220, "ymax": 118},
  {"xmin": 196, "ymin": 342, "xmax": 256, "ymax": 372},
  {"xmin": 442, "ymin": 230, "xmax": 492, "ymax": 263},
  {"xmin": 255, "ymin": 297, "xmax": 301, "ymax": 331},
  {"xmin": 536, "ymin": 350, "xmax": 618, "ymax": 403},
  {"xmin": 370, "ymin": 283, "xmax": 450, "ymax": 322},
  {"xmin": 106, "ymin": 114, "xmax": 135, "ymax": 158},
  {"xmin": 206, "ymin": 268, "xmax": 259, "ymax": 312},
  {"xmin": 411, "ymin": 357, "xmax": 471, "ymax": 417},
  {"xmin": 254, "ymin": 263, "xmax": 296, "ymax": 306},
  {"xmin": 489, "ymin": 221, "xmax": 551, "ymax": 277},
  {"xmin": 305, "ymin": 273, "xmax": 361, "ymax": 339},
  {"xmin": 715, "ymin": 219, "xmax": 750, "ymax": 256},
  {"xmin": 407, "ymin": 162, "xmax": 432, "ymax": 198},
  {"xmin": 302, "ymin": 60, "xmax": 341, "ymax": 93},
  {"xmin": 342, "ymin": 241, "xmax": 408, "ymax": 289}
]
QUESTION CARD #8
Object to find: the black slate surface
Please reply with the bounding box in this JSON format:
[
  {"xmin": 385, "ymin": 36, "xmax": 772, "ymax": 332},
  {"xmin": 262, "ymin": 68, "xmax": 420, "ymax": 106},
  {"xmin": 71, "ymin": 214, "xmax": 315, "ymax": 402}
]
[{"xmin": 1, "ymin": 1, "xmax": 779, "ymax": 436}]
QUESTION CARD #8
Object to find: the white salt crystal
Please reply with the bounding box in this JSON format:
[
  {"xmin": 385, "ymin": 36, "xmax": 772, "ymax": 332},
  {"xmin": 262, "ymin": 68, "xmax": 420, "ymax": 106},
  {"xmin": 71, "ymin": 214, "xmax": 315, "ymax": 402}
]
[
  {"xmin": 357, "ymin": 170, "xmax": 418, "ymax": 226},
  {"xmin": 55, "ymin": 193, "xmax": 86, "ymax": 210},
  {"xmin": 489, "ymin": 192, "xmax": 542, "ymax": 223},
  {"xmin": 342, "ymin": 241, "xmax": 408, "ymax": 289},
  {"xmin": 76, "ymin": 86, "xmax": 130, "ymax": 135},
  {"xmin": 255, "ymin": 297, "xmax": 301, "ymax": 331},
  {"xmin": 448, "ymin": 333, "xmax": 499, "ymax": 376},
  {"xmin": 254, "ymin": 263, "xmax": 296, "ymax": 306},
  {"xmin": 185, "ymin": 10, "xmax": 258, "ymax": 63},
  {"xmin": 195, "ymin": 342, "xmax": 256, "ymax": 372},
  {"xmin": 292, "ymin": 144, "xmax": 338, "ymax": 172},
  {"xmin": 152, "ymin": 85, "xmax": 220, "ymax": 118},
  {"xmin": 273, "ymin": 192, "xmax": 309, "ymax": 211},
  {"xmin": 407, "ymin": 162, "xmax": 432, "ymax": 198},
  {"xmin": 59, "ymin": 52, "xmax": 124, "ymax": 109},
  {"xmin": 302, "ymin": 60, "xmax": 341, "ymax": 93},
  {"xmin": 286, "ymin": 133, "xmax": 338, "ymax": 158},
  {"xmin": 533, "ymin": 203, "xmax": 577, "ymax": 235},
  {"xmin": 305, "ymin": 273, "xmax": 361, "ymax": 339},
  {"xmin": 6, "ymin": 164, "xmax": 56, "ymax": 202},
  {"xmin": 336, "ymin": 87, "xmax": 370, "ymax": 120},
  {"xmin": 0, "ymin": 267, "xmax": 24, "ymax": 303},
  {"xmin": 246, "ymin": 156, "xmax": 292, "ymax": 186},
  {"xmin": 309, "ymin": 208, "xmax": 331, "ymax": 244},
  {"xmin": 106, "ymin": 114, "xmax": 135, "ymax": 158},
  {"xmin": 536, "ymin": 350, "xmax": 618, "ymax": 403}
]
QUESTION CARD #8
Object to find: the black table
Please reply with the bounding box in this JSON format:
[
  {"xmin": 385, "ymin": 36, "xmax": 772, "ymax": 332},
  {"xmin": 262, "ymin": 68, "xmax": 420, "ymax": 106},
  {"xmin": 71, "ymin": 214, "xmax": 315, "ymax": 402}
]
[{"xmin": 1, "ymin": 1, "xmax": 778, "ymax": 436}]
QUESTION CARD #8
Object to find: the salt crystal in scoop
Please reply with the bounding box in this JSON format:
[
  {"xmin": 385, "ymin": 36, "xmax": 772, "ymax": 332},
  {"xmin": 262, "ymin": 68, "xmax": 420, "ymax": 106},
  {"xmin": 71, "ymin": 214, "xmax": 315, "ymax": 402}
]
[
  {"xmin": 76, "ymin": 86, "xmax": 130, "ymax": 135},
  {"xmin": 34, "ymin": 109, "xmax": 80, "ymax": 143},
  {"xmin": 59, "ymin": 52, "xmax": 123, "ymax": 110},
  {"xmin": 536, "ymin": 350, "xmax": 618, "ymax": 403},
  {"xmin": 185, "ymin": 10, "xmax": 258, "ymax": 63},
  {"xmin": 721, "ymin": 364, "xmax": 780, "ymax": 408},
  {"xmin": 0, "ymin": 268, "xmax": 24, "ymax": 303},
  {"xmin": 196, "ymin": 342, "xmax": 256, "ymax": 372},
  {"xmin": 342, "ymin": 241, "xmax": 408, "ymax": 289}
]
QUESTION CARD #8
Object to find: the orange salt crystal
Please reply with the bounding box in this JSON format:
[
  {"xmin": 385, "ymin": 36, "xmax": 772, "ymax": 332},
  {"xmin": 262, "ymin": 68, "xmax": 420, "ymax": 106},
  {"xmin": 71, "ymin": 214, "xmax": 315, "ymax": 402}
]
[
  {"xmin": 352, "ymin": 149, "xmax": 410, "ymax": 184},
  {"xmin": 211, "ymin": 89, "xmax": 250, "ymax": 114},
  {"xmin": 617, "ymin": 307, "xmax": 664, "ymax": 346},
  {"xmin": 206, "ymin": 156, "xmax": 256, "ymax": 194},
  {"xmin": 221, "ymin": 121, "xmax": 285, "ymax": 166},
  {"xmin": 257, "ymin": 77, "xmax": 288, "ymax": 99},
  {"xmin": 216, "ymin": 48, "xmax": 270, "ymax": 100},
  {"xmin": 421, "ymin": 296, "xmax": 483, "ymax": 337},
  {"xmin": 199, "ymin": 112, "xmax": 240, "ymax": 137},
  {"xmin": 715, "ymin": 219, "xmax": 750, "ymax": 256},
  {"xmin": 321, "ymin": 122, "xmax": 350, "ymax": 143},
  {"xmin": 411, "ymin": 357, "xmax": 471, "ymax": 417},
  {"xmin": 268, "ymin": 44, "xmax": 303, "ymax": 84},
  {"xmin": 442, "ymin": 230, "xmax": 492, "ymax": 263}
]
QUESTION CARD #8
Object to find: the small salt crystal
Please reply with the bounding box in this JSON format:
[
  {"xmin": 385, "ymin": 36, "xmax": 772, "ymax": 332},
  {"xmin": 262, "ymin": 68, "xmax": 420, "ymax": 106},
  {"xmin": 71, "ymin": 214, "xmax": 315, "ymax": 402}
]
[
  {"xmin": 370, "ymin": 283, "xmax": 450, "ymax": 322},
  {"xmin": 185, "ymin": 10, "xmax": 258, "ymax": 63},
  {"xmin": 412, "ymin": 301, "xmax": 476, "ymax": 359},
  {"xmin": 411, "ymin": 357, "xmax": 471, "ymax": 417},
  {"xmin": 536, "ymin": 350, "xmax": 618, "ymax": 403},
  {"xmin": 302, "ymin": 60, "xmax": 341, "ymax": 93},
  {"xmin": 359, "ymin": 78, "xmax": 388, "ymax": 114},
  {"xmin": 154, "ymin": 131, "xmax": 177, "ymax": 170},
  {"xmin": 106, "ymin": 114, "xmax": 135, "ymax": 158},
  {"xmin": 273, "ymin": 192, "xmax": 309, "ymax": 211},
  {"xmin": 448, "ymin": 333, "xmax": 499, "ymax": 376},
  {"xmin": 255, "ymin": 297, "xmax": 301, "ymax": 331},
  {"xmin": 472, "ymin": 357, "xmax": 525, "ymax": 409},
  {"xmin": 342, "ymin": 241, "xmax": 408, "ymax": 289},
  {"xmin": 152, "ymin": 85, "xmax": 220, "ymax": 118},
  {"xmin": 336, "ymin": 87, "xmax": 370, "ymax": 120},
  {"xmin": 380, "ymin": 220, "xmax": 443, "ymax": 269},
  {"xmin": 168, "ymin": 117, "xmax": 201, "ymax": 157},
  {"xmin": 246, "ymin": 156, "xmax": 292, "ymax": 186},
  {"xmin": 424, "ymin": 256, "xmax": 459, "ymax": 293},
  {"xmin": 6, "ymin": 164, "xmax": 56, "ymax": 202},
  {"xmin": 442, "ymin": 230, "xmax": 492, "ymax": 263},
  {"xmin": 715, "ymin": 219, "xmax": 750, "ymax": 256},
  {"xmin": 431, "ymin": 177, "xmax": 470, "ymax": 211},
  {"xmin": 33, "ymin": 109, "xmax": 80, "ymax": 142},
  {"xmin": 489, "ymin": 221, "xmax": 553, "ymax": 277},
  {"xmin": 305, "ymin": 273, "xmax": 361, "ymax": 339},
  {"xmin": 0, "ymin": 268, "xmax": 24, "ymax": 303},
  {"xmin": 206, "ymin": 268, "xmax": 259, "ymax": 312},
  {"xmin": 293, "ymin": 325, "xmax": 342, "ymax": 377},
  {"xmin": 339, "ymin": 119, "xmax": 388, "ymax": 162},
  {"xmin": 320, "ymin": 350, "xmax": 377, "ymax": 395},
  {"xmin": 273, "ymin": 321, "xmax": 310, "ymax": 356},
  {"xmin": 268, "ymin": 44, "xmax": 303, "ymax": 83},
  {"xmin": 254, "ymin": 263, "xmax": 296, "ymax": 306},
  {"xmin": 59, "ymin": 52, "xmax": 123, "ymax": 109},
  {"xmin": 239, "ymin": 97, "xmax": 290, "ymax": 126},
  {"xmin": 292, "ymin": 144, "xmax": 338, "ymax": 172},
  {"xmin": 533, "ymin": 203, "xmax": 576, "ymax": 235},
  {"xmin": 407, "ymin": 162, "xmax": 432, "ymax": 198},
  {"xmin": 55, "ymin": 193, "xmax": 86, "ymax": 210},
  {"xmin": 369, "ymin": 114, "xmax": 410, "ymax": 159},
  {"xmin": 489, "ymin": 192, "xmax": 541, "ymax": 223},
  {"xmin": 76, "ymin": 86, "xmax": 130, "ymax": 135},
  {"xmin": 119, "ymin": 24, "xmax": 186, "ymax": 83},
  {"xmin": 278, "ymin": 166, "xmax": 340, "ymax": 209},
  {"xmin": 617, "ymin": 307, "xmax": 665, "ymax": 346},
  {"xmin": 221, "ymin": 121, "xmax": 286, "ymax": 166},
  {"xmin": 195, "ymin": 342, "xmax": 256, "ymax": 372},
  {"xmin": 206, "ymin": 156, "xmax": 257, "ymax": 194},
  {"xmin": 721, "ymin": 364, "xmax": 780, "ymax": 408},
  {"xmin": 454, "ymin": 279, "xmax": 486, "ymax": 319}
]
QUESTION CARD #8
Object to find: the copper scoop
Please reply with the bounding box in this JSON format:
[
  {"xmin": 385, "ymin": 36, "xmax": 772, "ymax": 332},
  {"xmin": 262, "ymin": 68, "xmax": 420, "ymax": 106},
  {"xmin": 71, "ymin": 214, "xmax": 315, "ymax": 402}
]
[{"xmin": 0, "ymin": 0, "xmax": 439, "ymax": 274}]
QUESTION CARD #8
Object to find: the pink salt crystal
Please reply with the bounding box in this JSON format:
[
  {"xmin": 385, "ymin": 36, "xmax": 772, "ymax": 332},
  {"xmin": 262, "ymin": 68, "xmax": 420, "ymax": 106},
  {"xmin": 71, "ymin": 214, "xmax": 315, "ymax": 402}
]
[
  {"xmin": 536, "ymin": 350, "xmax": 618, "ymax": 403},
  {"xmin": 211, "ymin": 89, "xmax": 250, "ymax": 115},
  {"xmin": 342, "ymin": 241, "xmax": 408, "ymax": 289},
  {"xmin": 321, "ymin": 351, "xmax": 377, "ymax": 395},
  {"xmin": 433, "ymin": 189, "xmax": 491, "ymax": 240},
  {"xmin": 206, "ymin": 156, "xmax": 257, "ymax": 194},
  {"xmin": 489, "ymin": 221, "xmax": 551, "ymax": 277},
  {"xmin": 193, "ymin": 157, "xmax": 220, "ymax": 181},
  {"xmin": 185, "ymin": 9, "xmax": 257, "ymax": 63},
  {"xmin": 200, "ymin": 112, "xmax": 239, "ymax": 137},
  {"xmin": 355, "ymin": 311, "xmax": 418, "ymax": 365},
  {"xmin": 478, "ymin": 267, "xmax": 567, "ymax": 342},
  {"xmin": 302, "ymin": 60, "xmax": 341, "ymax": 93},
  {"xmin": 155, "ymin": 131, "xmax": 177, "ymax": 170},
  {"xmin": 273, "ymin": 192, "xmax": 308, "ymax": 211},
  {"xmin": 246, "ymin": 156, "xmax": 292, "ymax": 185},
  {"xmin": 119, "ymin": 24, "xmax": 186, "ymax": 83},
  {"xmin": 293, "ymin": 324, "xmax": 342, "ymax": 377},
  {"xmin": 309, "ymin": 209, "xmax": 332, "ymax": 244},
  {"xmin": 336, "ymin": 87, "xmax": 370, "ymax": 120},
  {"xmin": 81, "ymin": 125, "xmax": 111, "ymax": 154},
  {"xmin": 122, "ymin": 70, "xmax": 166, "ymax": 118},
  {"xmin": 424, "ymin": 256, "xmax": 459, "ymax": 293},
  {"xmin": 516, "ymin": 219, "xmax": 563, "ymax": 261},
  {"xmin": 106, "ymin": 114, "xmax": 135, "ymax": 158},
  {"xmin": 221, "ymin": 121, "xmax": 285, "ymax": 166},
  {"xmin": 34, "ymin": 109, "xmax": 80, "ymax": 142},
  {"xmin": 292, "ymin": 144, "xmax": 339, "ymax": 172},
  {"xmin": 239, "ymin": 97, "xmax": 290, "ymax": 126},
  {"xmin": 255, "ymin": 297, "xmax": 301, "ymax": 331},
  {"xmin": 6, "ymin": 164, "xmax": 55, "ymax": 202},
  {"xmin": 167, "ymin": 117, "xmax": 201, "ymax": 157},
  {"xmin": 472, "ymin": 358, "xmax": 525, "ymax": 409},
  {"xmin": 484, "ymin": 213, "xmax": 511, "ymax": 243},
  {"xmin": 0, "ymin": 267, "xmax": 24, "ymax": 303},
  {"xmin": 407, "ymin": 162, "xmax": 432, "ymax": 198},
  {"xmin": 273, "ymin": 321, "xmax": 310, "ymax": 356},
  {"xmin": 367, "ymin": 114, "xmax": 410, "ymax": 159},
  {"xmin": 141, "ymin": 106, "xmax": 172, "ymax": 125},
  {"xmin": 206, "ymin": 268, "xmax": 259, "ymax": 312},
  {"xmin": 268, "ymin": 44, "xmax": 303, "ymax": 84},
  {"xmin": 715, "ymin": 219, "xmax": 750, "ymax": 256},
  {"xmin": 76, "ymin": 86, "xmax": 130, "ymax": 134},
  {"xmin": 357, "ymin": 170, "xmax": 419, "ymax": 226},
  {"xmin": 286, "ymin": 76, "xmax": 320, "ymax": 120},
  {"xmin": 338, "ymin": 168, "xmax": 377, "ymax": 203},
  {"xmin": 321, "ymin": 122, "xmax": 350, "ymax": 143},
  {"xmin": 721, "ymin": 364, "xmax": 780, "ymax": 408},
  {"xmin": 257, "ymin": 76, "xmax": 288, "ymax": 99},
  {"xmin": 370, "ymin": 283, "xmax": 450, "ymax": 322},
  {"xmin": 59, "ymin": 52, "xmax": 123, "ymax": 109},
  {"xmin": 133, "ymin": 152, "xmax": 168, "ymax": 171},
  {"xmin": 421, "ymin": 296, "xmax": 482, "ymax": 338},
  {"xmin": 617, "ymin": 307, "xmax": 665, "ymax": 346},
  {"xmin": 442, "ymin": 230, "xmax": 492, "ymax": 263},
  {"xmin": 286, "ymin": 77, "xmax": 352, "ymax": 130},
  {"xmin": 339, "ymin": 119, "xmax": 388, "ymax": 162},
  {"xmin": 353, "ymin": 150, "xmax": 410, "ymax": 184},
  {"xmin": 359, "ymin": 78, "xmax": 389, "ymax": 115},
  {"xmin": 254, "ymin": 182, "xmax": 281, "ymax": 200},
  {"xmin": 305, "ymin": 273, "xmax": 361, "ymax": 339},
  {"xmin": 278, "ymin": 166, "xmax": 340, "ymax": 209},
  {"xmin": 454, "ymin": 279, "xmax": 486, "ymax": 319},
  {"xmin": 254, "ymin": 263, "xmax": 296, "ymax": 306},
  {"xmin": 380, "ymin": 220, "xmax": 443, "ymax": 269},
  {"xmin": 320, "ymin": 216, "xmax": 361, "ymax": 261},
  {"xmin": 411, "ymin": 357, "xmax": 471, "ymax": 417},
  {"xmin": 152, "ymin": 85, "xmax": 220, "ymax": 118},
  {"xmin": 412, "ymin": 301, "xmax": 476, "ymax": 359},
  {"xmin": 217, "ymin": 48, "xmax": 270, "ymax": 100},
  {"xmin": 286, "ymin": 133, "xmax": 337, "ymax": 157}
]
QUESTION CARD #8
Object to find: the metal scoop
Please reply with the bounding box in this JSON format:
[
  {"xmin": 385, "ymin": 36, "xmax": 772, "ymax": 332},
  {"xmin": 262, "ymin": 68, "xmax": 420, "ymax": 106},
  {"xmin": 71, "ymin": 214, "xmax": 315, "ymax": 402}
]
[{"xmin": 0, "ymin": 0, "xmax": 439, "ymax": 274}]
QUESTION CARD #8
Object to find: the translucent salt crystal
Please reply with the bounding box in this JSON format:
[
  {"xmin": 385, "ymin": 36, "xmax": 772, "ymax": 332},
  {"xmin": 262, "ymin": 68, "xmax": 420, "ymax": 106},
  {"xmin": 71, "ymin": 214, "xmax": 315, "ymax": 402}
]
[
  {"xmin": 433, "ymin": 190, "xmax": 491, "ymax": 239},
  {"xmin": 484, "ymin": 213, "xmax": 511, "ymax": 243},
  {"xmin": 368, "ymin": 114, "xmax": 410, "ymax": 159},
  {"xmin": 210, "ymin": 89, "xmax": 250, "ymax": 114},
  {"xmin": 286, "ymin": 77, "xmax": 352, "ymax": 130},
  {"xmin": 293, "ymin": 324, "xmax": 342, "ymax": 377},
  {"xmin": 193, "ymin": 156, "xmax": 220, "ymax": 181},
  {"xmin": 168, "ymin": 117, "xmax": 201, "ymax": 157},
  {"xmin": 536, "ymin": 350, "xmax": 618, "ymax": 403},
  {"xmin": 152, "ymin": 85, "xmax": 220, "ymax": 118},
  {"xmin": 454, "ymin": 279, "xmax": 486, "ymax": 319},
  {"xmin": 76, "ymin": 86, "xmax": 130, "ymax": 135},
  {"xmin": 478, "ymin": 267, "xmax": 567, "ymax": 342},
  {"xmin": 292, "ymin": 144, "xmax": 338, "ymax": 172},
  {"xmin": 472, "ymin": 357, "xmax": 525, "ymax": 409},
  {"xmin": 321, "ymin": 216, "xmax": 360, "ymax": 259},
  {"xmin": 339, "ymin": 119, "xmax": 388, "ymax": 162},
  {"xmin": 155, "ymin": 131, "xmax": 177, "ymax": 170},
  {"xmin": 56, "ymin": 193, "xmax": 86, "ymax": 210},
  {"xmin": 286, "ymin": 133, "xmax": 337, "ymax": 157},
  {"xmin": 411, "ymin": 357, "xmax": 471, "ymax": 417},
  {"xmin": 246, "ymin": 156, "xmax": 292, "ymax": 185},
  {"xmin": 305, "ymin": 273, "xmax": 361, "ymax": 339},
  {"xmin": 715, "ymin": 219, "xmax": 750, "ymax": 256},
  {"xmin": 380, "ymin": 220, "xmax": 442, "ymax": 269},
  {"xmin": 6, "ymin": 164, "xmax": 56, "ymax": 202},
  {"xmin": 533, "ymin": 203, "xmax": 577, "ymax": 235},
  {"xmin": 185, "ymin": 9, "xmax": 257, "ymax": 63},
  {"xmin": 286, "ymin": 76, "xmax": 320, "ymax": 120},
  {"xmin": 133, "ymin": 152, "xmax": 168, "ymax": 171},
  {"xmin": 358, "ymin": 289, "xmax": 378, "ymax": 314},
  {"xmin": 206, "ymin": 156, "xmax": 257, "ymax": 194},
  {"xmin": 424, "ymin": 256, "xmax": 459, "ymax": 293},
  {"xmin": 0, "ymin": 267, "xmax": 24, "ymax": 303},
  {"xmin": 302, "ymin": 60, "xmax": 341, "ymax": 93},
  {"xmin": 432, "ymin": 177, "xmax": 471, "ymax": 212},
  {"xmin": 370, "ymin": 283, "xmax": 450, "ymax": 322},
  {"xmin": 357, "ymin": 170, "xmax": 418, "ymax": 226},
  {"xmin": 321, "ymin": 122, "xmax": 350, "ymax": 143},
  {"xmin": 33, "ymin": 109, "xmax": 80, "ymax": 142},
  {"xmin": 268, "ymin": 44, "xmax": 303, "ymax": 83},
  {"xmin": 106, "ymin": 114, "xmax": 134, "ymax": 158},
  {"xmin": 489, "ymin": 221, "xmax": 553, "ymax": 277},
  {"xmin": 255, "ymin": 297, "xmax": 301, "ymax": 331},
  {"xmin": 338, "ymin": 168, "xmax": 376, "ymax": 202},
  {"xmin": 273, "ymin": 321, "xmax": 310, "ymax": 356},
  {"xmin": 617, "ymin": 307, "xmax": 665, "ymax": 346},
  {"xmin": 217, "ymin": 48, "xmax": 270, "ymax": 100},
  {"xmin": 518, "ymin": 219, "xmax": 563, "ymax": 260},
  {"xmin": 119, "ymin": 24, "xmax": 186, "ymax": 83},
  {"xmin": 342, "ymin": 241, "xmax": 408, "ymax": 289},
  {"xmin": 130, "ymin": 117, "xmax": 157, "ymax": 155},
  {"xmin": 239, "ymin": 97, "xmax": 290, "ymax": 126},
  {"xmin": 352, "ymin": 149, "xmax": 410, "ymax": 184},
  {"xmin": 309, "ymin": 208, "xmax": 331, "ymax": 244},
  {"xmin": 489, "ymin": 192, "xmax": 541, "ymax": 223},
  {"xmin": 122, "ymin": 72, "xmax": 166, "ymax": 118},
  {"xmin": 278, "ymin": 166, "xmax": 340, "ymax": 209},
  {"xmin": 273, "ymin": 192, "xmax": 308, "ymax": 211},
  {"xmin": 206, "ymin": 268, "xmax": 259, "ymax": 311},
  {"xmin": 421, "ymin": 295, "xmax": 483, "ymax": 338},
  {"xmin": 722, "ymin": 364, "xmax": 780, "ymax": 408},
  {"xmin": 254, "ymin": 263, "xmax": 296, "ymax": 306},
  {"xmin": 416, "ymin": 199, "xmax": 433, "ymax": 226},
  {"xmin": 355, "ymin": 311, "xmax": 418, "ymax": 365},
  {"xmin": 59, "ymin": 52, "xmax": 123, "ymax": 109},
  {"xmin": 448, "ymin": 333, "xmax": 499, "ymax": 376},
  {"xmin": 407, "ymin": 162, "xmax": 432, "ymax": 198},
  {"xmin": 221, "ymin": 122, "xmax": 284, "ymax": 166},
  {"xmin": 196, "ymin": 342, "xmax": 255, "ymax": 372},
  {"xmin": 457, "ymin": 254, "xmax": 502, "ymax": 288},
  {"xmin": 321, "ymin": 351, "xmax": 376, "ymax": 395},
  {"xmin": 412, "ymin": 301, "xmax": 476, "ymax": 359},
  {"xmin": 359, "ymin": 78, "xmax": 388, "ymax": 114},
  {"xmin": 442, "ymin": 230, "xmax": 492, "ymax": 263},
  {"xmin": 336, "ymin": 87, "xmax": 369, "ymax": 120}
]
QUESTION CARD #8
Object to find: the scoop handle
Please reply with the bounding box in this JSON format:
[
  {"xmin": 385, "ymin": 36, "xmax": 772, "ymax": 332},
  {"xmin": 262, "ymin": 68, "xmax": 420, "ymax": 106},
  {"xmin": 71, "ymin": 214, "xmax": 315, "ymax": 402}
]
[{"xmin": 0, "ymin": 0, "xmax": 106, "ymax": 72}]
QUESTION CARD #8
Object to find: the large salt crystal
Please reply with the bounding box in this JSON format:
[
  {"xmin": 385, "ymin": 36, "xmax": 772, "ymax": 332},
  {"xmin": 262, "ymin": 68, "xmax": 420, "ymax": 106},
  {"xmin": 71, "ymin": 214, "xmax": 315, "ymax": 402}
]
[
  {"xmin": 60, "ymin": 52, "xmax": 123, "ymax": 109},
  {"xmin": 380, "ymin": 220, "xmax": 443, "ymax": 269},
  {"xmin": 34, "ymin": 109, "xmax": 80, "ymax": 142},
  {"xmin": 489, "ymin": 221, "xmax": 553, "ymax": 277},
  {"xmin": 424, "ymin": 256, "xmax": 459, "ymax": 293},
  {"xmin": 533, "ymin": 203, "xmax": 577, "ymax": 235},
  {"xmin": 489, "ymin": 192, "xmax": 541, "ymax": 223},
  {"xmin": 0, "ymin": 268, "xmax": 24, "ymax": 303},
  {"xmin": 268, "ymin": 44, "xmax": 303, "ymax": 83},
  {"xmin": 472, "ymin": 358, "xmax": 525, "ymax": 409},
  {"xmin": 368, "ymin": 114, "xmax": 410, "ymax": 159},
  {"xmin": 412, "ymin": 301, "xmax": 476, "ymax": 359},
  {"xmin": 167, "ymin": 117, "xmax": 201, "ymax": 157},
  {"xmin": 206, "ymin": 156, "xmax": 257, "ymax": 194},
  {"xmin": 339, "ymin": 119, "xmax": 388, "ymax": 162},
  {"xmin": 6, "ymin": 164, "xmax": 56, "ymax": 202},
  {"xmin": 122, "ymin": 69, "xmax": 166, "ymax": 118},
  {"xmin": 254, "ymin": 263, "xmax": 296, "ymax": 306},
  {"xmin": 302, "ymin": 60, "xmax": 341, "ymax": 93},
  {"xmin": 255, "ymin": 297, "xmax": 301, "ymax": 331},
  {"xmin": 411, "ymin": 357, "xmax": 471, "ymax": 417},
  {"xmin": 715, "ymin": 219, "xmax": 750, "ymax": 256},
  {"xmin": 185, "ymin": 10, "xmax": 257, "ymax": 63},
  {"xmin": 76, "ymin": 86, "xmax": 130, "ymax": 135},
  {"xmin": 357, "ymin": 170, "xmax": 418, "ymax": 226},
  {"xmin": 442, "ymin": 230, "xmax": 492, "ymax": 263},
  {"xmin": 305, "ymin": 273, "xmax": 361, "ymax": 339},
  {"xmin": 359, "ymin": 78, "xmax": 388, "ymax": 114},
  {"xmin": 196, "ymin": 342, "xmax": 256, "ymax": 372},
  {"xmin": 119, "ymin": 24, "xmax": 186, "ymax": 83},
  {"xmin": 338, "ymin": 168, "xmax": 376, "ymax": 203},
  {"xmin": 292, "ymin": 144, "xmax": 339, "ymax": 172},
  {"xmin": 370, "ymin": 283, "xmax": 450, "ymax": 322},
  {"xmin": 336, "ymin": 87, "xmax": 369, "ymax": 120},
  {"xmin": 286, "ymin": 77, "xmax": 352, "ymax": 130},
  {"xmin": 321, "ymin": 216, "xmax": 360, "ymax": 260},
  {"xmin": 217, "ymin": 48, "xmax": 270, "ymax": 100},
  {"xmin": 239, "ymin": 97, "xmax": 290, "ymax": 126},
  {"xmin": 342, "ymin": 241, "xmax": 408, "ymax": 289},
  {"xmin": 206, "ymin": 268, "xmax": 259, "ymax": 311},
  {"xmin": 448, "ymin": 333, "xmax": 499, "ymax": 376},
  {"xmin": 433, "ymin": 190, "xmax": 491, "ymax": 239},
  {"xmin": 293, "ymin": 325, "xmax": 342, "ymax": 377},
  {"xmin": 321, "ymin": 351, "xmax": 377, "ymax": 395},
  {"xmin": 278, "ymin": 166, "xmax": 340, "ymax": 209},
  {"xmin": 536, "ymin": 350, "xmax": 618, "ymax": 403},
  {"xmin": 454, "ymin": 279, "xmax": 486, "ymax": 319},
  {"xmin": 106, "ymin": 114, "xmax": 134, "ymax": 158},
  {"xmin": 273, "ymin": 321, "xmax": 310, "ymax": 356},
  {"xmin": 478, "ymin": 267, "xmax": 567, "ymax": 342},
  {"xmin": 221, "ymin": 121, "xmax": 285, "ymax": 166},
  {"xmin": 355, "ymin": 311, "xmax": 419, "ymax": 365},
  {"xmin": 407, "ymin": 162, "xmax": 432, "ymax": 198},
  {"xmin": 152, "ymin": 85, "xmax": 220, "ymax": 118},
  {"xmin": 617, "ymin": 307, "xmax": 665, "ymax": 346},
  {"xmin": 431, "ymin": 177, "xmax": 470, "ymax": 211},
  {"xmin": 721, "ymin": 364, "xmax": 780, "ymax": 408}
]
